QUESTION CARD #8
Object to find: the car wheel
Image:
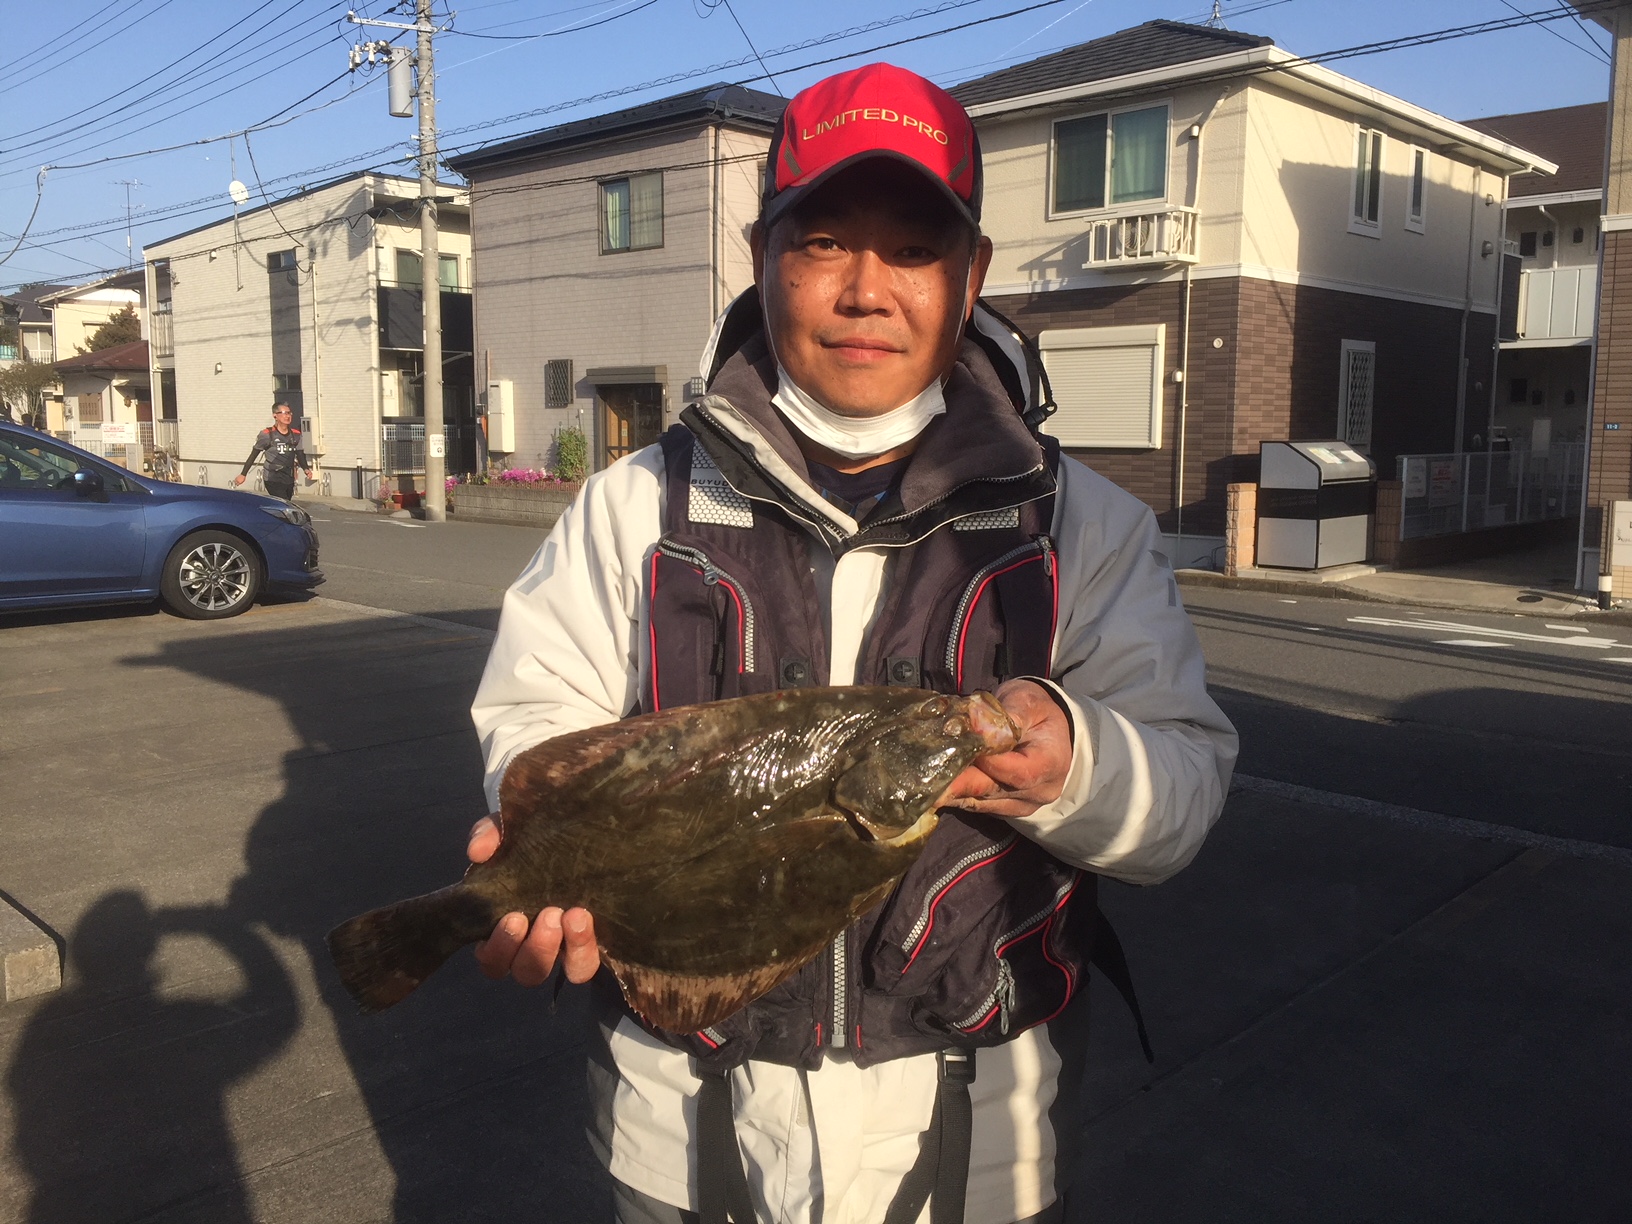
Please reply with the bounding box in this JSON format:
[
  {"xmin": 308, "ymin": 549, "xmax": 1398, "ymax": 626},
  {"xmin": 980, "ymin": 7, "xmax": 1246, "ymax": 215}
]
[{"xmin": 161, "ymin": 530, "xmax": 264, "ymax": 620}]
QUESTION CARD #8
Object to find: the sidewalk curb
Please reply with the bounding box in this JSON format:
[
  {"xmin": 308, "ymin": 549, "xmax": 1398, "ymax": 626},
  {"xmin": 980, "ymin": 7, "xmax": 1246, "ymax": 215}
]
[
  {"xmin": 1175, "ymin": 569, "xmax": 1632, "ymax": 627},
  {"xmin": 0, "ymin": 898, "xmax": 61, "ymax": 1004}
]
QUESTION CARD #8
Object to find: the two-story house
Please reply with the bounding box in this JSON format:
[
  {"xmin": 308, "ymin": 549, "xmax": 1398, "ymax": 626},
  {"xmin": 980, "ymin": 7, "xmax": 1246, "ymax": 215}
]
[
  {"xmin": 144, "ymin": 172, "xmax": 473, "ymax": 493},
  {"xmin": 445, "ymin": 84, "xmax": 784, "ymax": 473},
  {"xmin": 1462, "ymin": 103, "xmax": 1604, "ymax": 459},
  {"xmin": 954, "ymin": 20, "xmax": 1551, "ymax": 565}
]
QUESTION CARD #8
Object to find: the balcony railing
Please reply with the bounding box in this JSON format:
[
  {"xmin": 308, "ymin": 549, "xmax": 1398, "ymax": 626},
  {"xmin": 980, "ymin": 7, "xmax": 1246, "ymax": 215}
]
[
  {"xmin": 0, "ymin": 343, "xmax": 16, "ymax": 361},
  {"xmin": 1513, "ymin": 265, "xmax": 1597, "ymax": 343},
  {"xmin": 1080, "ymin": 205, "xmax": 1199, "ymax": 269},
  {"xmin": 150, "ymin": 308, "xmax": 174, "ymax": 360}
]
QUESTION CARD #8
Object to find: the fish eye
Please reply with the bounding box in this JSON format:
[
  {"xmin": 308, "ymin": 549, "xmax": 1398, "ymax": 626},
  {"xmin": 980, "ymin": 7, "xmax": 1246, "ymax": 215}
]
[
  {"xmin": 921, "ymin": 697, "xmax": 951, "ymax": 718},
  {"xmin": 942, "ymin": 717, "xmax": 967, "ymax": 736}
]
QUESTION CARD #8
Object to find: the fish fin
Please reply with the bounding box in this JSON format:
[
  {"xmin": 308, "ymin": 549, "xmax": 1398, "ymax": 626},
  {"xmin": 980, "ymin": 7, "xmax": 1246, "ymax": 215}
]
[
  {"xmin": 602, "ymin": 952, "xmax": 810, "ymax": 1033},
  {"xmin": 327, "ymin": 885, "xmax": 502, "ymax": 1013}
]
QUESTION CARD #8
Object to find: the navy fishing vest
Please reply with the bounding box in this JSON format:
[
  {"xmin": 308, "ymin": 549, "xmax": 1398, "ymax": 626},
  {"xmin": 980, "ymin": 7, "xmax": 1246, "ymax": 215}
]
[{"xmin": 637, "ymin": 400, "xmax": 1108, "ymax": 1073}]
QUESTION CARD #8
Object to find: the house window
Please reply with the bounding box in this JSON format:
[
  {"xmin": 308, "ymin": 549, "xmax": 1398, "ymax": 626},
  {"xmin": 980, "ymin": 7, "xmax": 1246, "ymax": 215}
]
[
  {"xmin": 76, "ymin": 393, "xmax": 104, "ymax": 425},
  {"xmin": 1351, "ymin": 128, "xmax": 1382, "ymax": 232},
  {"xmin": 1509, "ymin": 377, "xmax": 1528, "ymax": 404},
  {"xmin": 393, "ymin": 250, "xmax": 458, "ymax": 288},
  {"xmin": 267, "ymin": 249, "xmax": 297, "ymax": 272},
  {"xmin": 1406, "ymin": 148, "xmax": 1426, "ymax": 232},
  {"xmin": 1051, "ymin": 104, "xmax": 1169, "ymax": 215},
  {"xmin": 1338, "ymin": 340, "xmax": 1376, "ymax": 451},
  {"xmin": 1518, "ymin": 231, "xmax": 1538, "ymax": 257},
  {"xmin": 1037, "ymin": 324, "xmax": 1166, "ymax": 448},
  {"xmin": 601, "ymin": 172, "xmax": 664, "ymax": 253}
]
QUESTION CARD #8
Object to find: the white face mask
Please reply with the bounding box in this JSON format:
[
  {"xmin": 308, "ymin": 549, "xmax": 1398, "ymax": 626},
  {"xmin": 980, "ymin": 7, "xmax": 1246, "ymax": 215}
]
[{"xmin": 771, "ymin": 367, "xmax": 946, "ymax": 461}]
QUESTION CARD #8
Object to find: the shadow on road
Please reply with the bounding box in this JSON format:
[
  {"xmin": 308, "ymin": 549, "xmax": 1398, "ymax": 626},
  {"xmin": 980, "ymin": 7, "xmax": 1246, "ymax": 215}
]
[
  {"xmin": 6, "ymin": 893, "xmax": 296, "ymax": 1224},
  {"xmin": 3, "ymin": 612, "xmax": 610, "ymax": 1222}
]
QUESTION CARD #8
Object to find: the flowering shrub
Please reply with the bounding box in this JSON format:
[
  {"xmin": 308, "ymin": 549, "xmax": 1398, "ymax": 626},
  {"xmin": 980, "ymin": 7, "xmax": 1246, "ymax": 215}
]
[
  {"xmin": 492, "ymin": 467, "xmax": 565, "ymax": 485},
  {"xmin": 446, "ymin": 475, "xmax": 462, "ymax": 492}
]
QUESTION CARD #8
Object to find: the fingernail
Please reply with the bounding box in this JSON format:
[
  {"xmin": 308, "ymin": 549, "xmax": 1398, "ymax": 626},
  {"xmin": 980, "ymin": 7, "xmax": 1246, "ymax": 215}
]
[
  {"xmin": 503, "ymin": 915, "xmax": 525, "ymax": 937},
  {"xmin": 540, "ymin": 909, "xmax": 562, "ymax": 931},
  {"xmin": 565, "ymin": 912, "xmax": 587, "ymax": 934}
]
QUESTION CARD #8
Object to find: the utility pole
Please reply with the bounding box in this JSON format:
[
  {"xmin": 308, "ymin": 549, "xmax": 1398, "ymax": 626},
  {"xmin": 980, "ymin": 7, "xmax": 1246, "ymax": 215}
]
[
  {"xmin": 416, "ymin": 0, "xmax": 445, "ymax": 521},
  {"xmin": 349, "ymin": 5, "xmax": 446, "ymax": 521}
]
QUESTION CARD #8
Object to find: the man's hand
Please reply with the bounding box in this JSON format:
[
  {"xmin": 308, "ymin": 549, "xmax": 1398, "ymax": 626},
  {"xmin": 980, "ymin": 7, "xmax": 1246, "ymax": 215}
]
[
  {"xmin": 466, "ymin": 815, "xmax": 601, "ymax": 986},
  {"xmin": 305, "ymin": 469, "xmax": 316, "ymax": 484},
  {"xmin": 232, "ymin": 474, "xmax": 246, "ymax": 486},
  {"xmin": 940, "ymin": 679, "xmax": 1073, "ymax": 820}
]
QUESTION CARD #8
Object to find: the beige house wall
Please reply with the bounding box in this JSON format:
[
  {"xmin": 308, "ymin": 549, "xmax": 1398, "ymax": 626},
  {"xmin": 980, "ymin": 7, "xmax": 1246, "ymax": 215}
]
[
  {"xmin": 977, "ymin": 80, "xmax": 1242, "ymax": 295},
  {"xmin": 468, "ymin": 122, "xmax": 771, "ymax": 470},
  {"xmin": 50, "ymin": 288, "xmax": 141, "ymax": 359},
  {"xmin": 1237, "ymin": 81, "xmax": 1504, "ymax": 311},
  {"xmin": 145, "ymin": 174, "xmax": 469, "ymax": 489},
  {"xmin": 1505, "ymin": 199, "xmax": 1601, "ymax": 270},
  {"xmin": 974, "ymin": 74, "xmax": 1505, "ymax": 315}
]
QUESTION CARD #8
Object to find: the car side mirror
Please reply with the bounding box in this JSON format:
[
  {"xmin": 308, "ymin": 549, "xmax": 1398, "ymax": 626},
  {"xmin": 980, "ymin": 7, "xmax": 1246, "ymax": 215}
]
[{"xmin": 71, "ymin": 468, "xmax": 105, "ymax": 496}]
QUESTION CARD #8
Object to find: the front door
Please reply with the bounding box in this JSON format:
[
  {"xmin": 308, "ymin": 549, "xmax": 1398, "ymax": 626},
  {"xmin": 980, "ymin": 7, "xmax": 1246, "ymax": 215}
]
[
  {"xmin": 0, "ymin": 428, "xmax": 148, "ymax": 598},
  {"xmin": 598, "ymin": 383, "xmax": 663, "ymax": 468}
]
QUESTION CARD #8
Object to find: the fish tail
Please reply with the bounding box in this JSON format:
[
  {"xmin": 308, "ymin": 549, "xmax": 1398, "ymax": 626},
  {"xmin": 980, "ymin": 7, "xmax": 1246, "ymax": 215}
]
[{"xmin": 326, "ymin": 884, "xmax": 503, "ymax": 1013}]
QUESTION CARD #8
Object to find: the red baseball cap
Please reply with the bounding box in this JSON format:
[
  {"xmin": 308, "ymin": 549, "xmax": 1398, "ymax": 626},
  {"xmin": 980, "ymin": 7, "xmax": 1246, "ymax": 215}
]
[{"xmin": 761, "ymin": 63, "xmax": 982, "ymax": 230}]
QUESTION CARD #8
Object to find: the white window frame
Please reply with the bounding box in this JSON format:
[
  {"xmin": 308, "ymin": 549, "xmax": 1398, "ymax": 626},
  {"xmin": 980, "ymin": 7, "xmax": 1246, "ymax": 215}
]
[
  {"xmin": 599, "ymin": 171, "xmax": 665, "ymax": 254},
  {"xmin": 1405, "ymin": 146, "xmax": 1427, "ymax": 234},
  {"xmin": 1349, "ymin": 127, "xmax": 1383, "ymax": 237},
  {"xmin": 1047, "ymin": 101, "xmax": 1172, "ymax": 221},
  {"xmin": 1037, "ymin": 324, "xmax": 1166, "ymax": 449},
  {"xmin": 1338, "ymin": 339, "xmax": 1377, "ymax": 451}
]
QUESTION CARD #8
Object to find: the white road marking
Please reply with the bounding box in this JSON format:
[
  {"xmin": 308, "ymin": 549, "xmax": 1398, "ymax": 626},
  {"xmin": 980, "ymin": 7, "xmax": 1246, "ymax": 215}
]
[
  {"xmin": 1278, "ymin": 598, "xmax": 1297, "ymax": 603},
  {"xmin": 1349, "ymin": 615, "xmax": 1620, "ymax": 650},
  {"xmin": 314, "ymin": 598, "xmax": 495, "ymax": 639},
  {"xmin": 376, "ymin": 519, "xmax": 427, "ymax": 529},
  {"xmin": 1233, "ymin": 775, "xmax": 1632, "ymax": 867},
  {"xmin": 1546, "ymin": 624, "xmax": 1590, "ymax": 633},
  {"xmin": 1433, "ymin": 639, "xmax": 1508, "ymax": 647}
]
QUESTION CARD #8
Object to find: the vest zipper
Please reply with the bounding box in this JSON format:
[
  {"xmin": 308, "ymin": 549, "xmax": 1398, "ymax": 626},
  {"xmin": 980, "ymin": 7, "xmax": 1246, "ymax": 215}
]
[
  {"xmin": 830, "ymin": 931, "xmax": 848, "ymax": 1048},
  {"xmin": 950, "ymin": 876, "xmax": 1079, "ymax": 1035},
  {"xmin": 943, "ymin": 540, "xmax": 1050, "ymax": 680},
  {"xmin": 654, "ymin": 541, "xmax": 756, "ymax": 673},
  {"xmin": 898, "ymin": 833, "xmax": 1020, "ymax": 962}
]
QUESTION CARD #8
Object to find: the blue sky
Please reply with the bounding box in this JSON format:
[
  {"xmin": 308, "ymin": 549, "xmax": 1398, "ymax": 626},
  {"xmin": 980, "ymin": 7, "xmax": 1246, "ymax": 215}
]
[{"xmin": 0, "ymin": 0, "xmax": 1614, "ymax": 291}]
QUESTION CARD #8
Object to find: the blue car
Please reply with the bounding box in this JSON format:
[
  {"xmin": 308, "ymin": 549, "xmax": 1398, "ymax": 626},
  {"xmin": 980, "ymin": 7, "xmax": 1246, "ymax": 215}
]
[{"xmin": 0, "ymin": 422, "xmax": 323, "ymax": 620}]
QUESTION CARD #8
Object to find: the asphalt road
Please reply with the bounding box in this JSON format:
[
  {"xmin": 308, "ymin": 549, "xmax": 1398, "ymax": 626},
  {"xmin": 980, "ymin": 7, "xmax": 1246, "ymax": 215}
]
[{"xmin": 2, "ymin": 512, "xmax": 1627, "ymax": 1222}]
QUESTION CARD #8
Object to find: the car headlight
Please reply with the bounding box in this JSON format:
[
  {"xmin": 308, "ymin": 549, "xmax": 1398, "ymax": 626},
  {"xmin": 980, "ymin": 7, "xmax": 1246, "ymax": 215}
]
[{"xmin": 260, "ymin": 504, "xmax": 311, "ymax": 526}]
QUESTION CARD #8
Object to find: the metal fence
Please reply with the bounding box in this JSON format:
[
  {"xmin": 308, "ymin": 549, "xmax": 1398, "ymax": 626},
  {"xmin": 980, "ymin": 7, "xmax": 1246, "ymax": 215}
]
[
  {"xmin": 1396, "ymin": 446, "xmax": 1584, "ymax": 540},
  {"xmin": 381, "ymin": 421, "xmax": 425, "ymax": 475}
]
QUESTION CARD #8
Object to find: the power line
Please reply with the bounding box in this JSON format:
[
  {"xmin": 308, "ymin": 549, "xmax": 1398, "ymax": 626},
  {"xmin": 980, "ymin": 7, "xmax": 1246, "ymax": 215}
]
[
  {"xmin": 718, "ymin": 0, "xmax": 788, "ymax": 97},
  {"xmin": 1496, "ymin": 0, "xmax": 1610, "ymax": 64},
  {"xmin": 0, "ymin": 0, "xmax": 184, "ymax": 99},
  {"xmin": 446, "ymin": 0, "xmax": 663, "ymax": 40},
  {"xmin": 0, "ymin": 8, "xmax": 354, "ymax": 179},
  {"xmin": 8, "ymin": 0, "xmax": 1614, "ymax": 277}
]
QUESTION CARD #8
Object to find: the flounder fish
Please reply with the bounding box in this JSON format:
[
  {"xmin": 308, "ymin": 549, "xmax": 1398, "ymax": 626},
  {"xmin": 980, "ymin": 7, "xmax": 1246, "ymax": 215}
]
[{"xmin": 327, "ymin": 686, "xmax": 1018, "ymax": 1031}]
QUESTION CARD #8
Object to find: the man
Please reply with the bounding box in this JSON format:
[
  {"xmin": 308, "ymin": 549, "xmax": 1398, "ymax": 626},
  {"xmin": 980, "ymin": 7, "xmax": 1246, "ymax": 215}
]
[
  {"xmin": 233, "ymin": 403, "xmax": 313, "ymax": 500},
  {"xmin": 469, "ymin": 64, "xmax": 1236, "ymax": 1224}
]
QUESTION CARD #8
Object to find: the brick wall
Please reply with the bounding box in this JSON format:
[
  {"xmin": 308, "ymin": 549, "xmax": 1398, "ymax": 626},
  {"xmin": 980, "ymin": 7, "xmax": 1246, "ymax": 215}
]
[
  {"xmin": 1589, "ymin": 229, "xmax": 1632, "ymax": 594},
  {"xmin": 1224, "ymin": 482, "xmax": 1256, "ymax": 576},
  {"xmin": 1373, "ymin": 479, "xmax": 1403, "ymax": 566},
  {"xmin": 986, "ymin": 274, "xmax": 1481, "ymax": 537}
]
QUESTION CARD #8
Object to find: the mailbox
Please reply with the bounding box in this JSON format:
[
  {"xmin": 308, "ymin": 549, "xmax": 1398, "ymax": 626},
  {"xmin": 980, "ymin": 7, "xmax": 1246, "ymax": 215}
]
[{"xmin": 1257, "ymin": 441, "xmax": 1376, "ymax": 569}]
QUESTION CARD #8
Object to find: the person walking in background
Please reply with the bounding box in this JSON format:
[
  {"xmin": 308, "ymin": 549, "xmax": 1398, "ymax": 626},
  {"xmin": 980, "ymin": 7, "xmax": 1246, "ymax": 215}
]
[{"xmin": 234, "ymin": 403, "xmax": 313, "ymax": 500}]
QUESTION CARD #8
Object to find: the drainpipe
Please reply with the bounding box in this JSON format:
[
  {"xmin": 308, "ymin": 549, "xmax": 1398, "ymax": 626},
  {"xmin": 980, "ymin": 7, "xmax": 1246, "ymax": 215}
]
[
  {"xmin": 711, "ymin": 123, "xmax": 722, "ymax": 321},
  {"xmin": 1485, "ymin": 173, "xmax": 1511, "ymax": 450},
  {"xmin": 1454, "ymin": 168, "xmax": 1482, "ymax": 453},
  {"xmin": 1175, "ymin": 263, "xmax": 1193, "ymax": 567},
  {"xmin": 309, "ymin": 246, "xmax": 324, "ymax": 462}
]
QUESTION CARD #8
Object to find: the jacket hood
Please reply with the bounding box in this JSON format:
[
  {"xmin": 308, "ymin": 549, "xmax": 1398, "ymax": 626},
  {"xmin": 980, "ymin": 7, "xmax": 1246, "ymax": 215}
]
[{"xmin": 683, "ymin": 288, "xmax": 1057, "ymax": 551}]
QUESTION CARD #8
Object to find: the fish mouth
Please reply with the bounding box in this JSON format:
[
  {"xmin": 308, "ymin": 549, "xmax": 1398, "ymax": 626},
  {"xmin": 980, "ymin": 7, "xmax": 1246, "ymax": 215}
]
[
  {"xmin": 966, "ymin": 692, "xmax": 1020, "ymax": 755},
  {"xmin": 850, "ymin": 808, "xmax": 940, "ymax": 847}
]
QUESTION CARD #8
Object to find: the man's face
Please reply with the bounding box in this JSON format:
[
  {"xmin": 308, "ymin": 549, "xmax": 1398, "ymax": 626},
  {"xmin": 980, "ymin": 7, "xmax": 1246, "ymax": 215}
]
[
  {"xmin": 273, "ymin": 407, "xmax": 293, "ymax": 429},
  {"xmin": 753, "ymin": 161, "xmax": 993, "ymax": 418}
]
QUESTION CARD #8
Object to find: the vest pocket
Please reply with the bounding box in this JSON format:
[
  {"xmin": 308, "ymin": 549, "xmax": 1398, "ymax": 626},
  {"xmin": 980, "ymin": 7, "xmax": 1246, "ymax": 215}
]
[
  {"xmin": 648, "ymin": 541, "xmax": 757, "ymax": 709},
  {"xmin": 943, "ymin": 536, "xmax": 1057, "ymax": 693}
]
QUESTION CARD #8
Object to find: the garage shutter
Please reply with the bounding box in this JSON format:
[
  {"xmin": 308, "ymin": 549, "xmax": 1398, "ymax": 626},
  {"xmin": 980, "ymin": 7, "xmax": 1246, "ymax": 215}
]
[{"xmin": 1038, "ymin": 324, "xmax": 1165, "ymax": 448}]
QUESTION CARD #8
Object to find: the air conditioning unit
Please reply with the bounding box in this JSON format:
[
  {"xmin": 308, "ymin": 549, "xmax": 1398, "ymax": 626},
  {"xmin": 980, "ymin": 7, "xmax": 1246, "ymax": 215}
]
[{"xmin": 486, "ymin": 378, "xmax": 515, "ymax": 452}]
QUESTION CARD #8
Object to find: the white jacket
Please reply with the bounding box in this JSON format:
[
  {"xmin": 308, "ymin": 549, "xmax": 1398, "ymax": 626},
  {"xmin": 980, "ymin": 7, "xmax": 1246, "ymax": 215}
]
[{"xmin": 470, "ymin": 419, "xmax": 1236, "ymax": 1222}]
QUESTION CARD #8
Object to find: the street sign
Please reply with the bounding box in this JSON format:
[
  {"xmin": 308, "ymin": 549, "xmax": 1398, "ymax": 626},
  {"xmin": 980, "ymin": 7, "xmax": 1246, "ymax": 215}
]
[
  {"xmin": 100, "ymin": 422, "xmax": 138, "ymax": 444},
  {"xmin": 429, "ymin": 434, "xmax": 445, "ymax": 458}
]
